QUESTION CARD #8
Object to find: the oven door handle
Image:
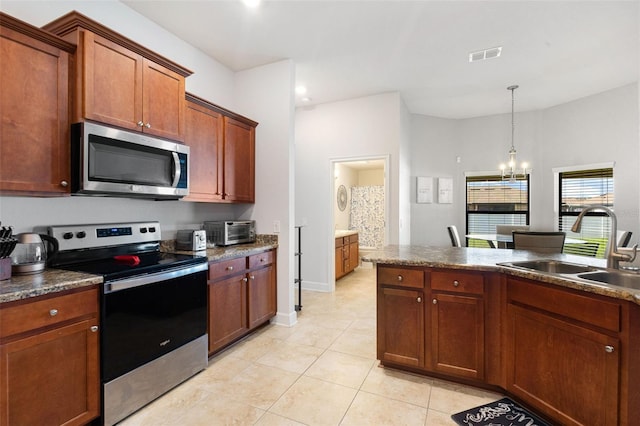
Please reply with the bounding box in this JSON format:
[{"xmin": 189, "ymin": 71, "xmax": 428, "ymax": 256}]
[{"xmin": 105, "ymin": 262, "xmax": 208, "ymax": 293}]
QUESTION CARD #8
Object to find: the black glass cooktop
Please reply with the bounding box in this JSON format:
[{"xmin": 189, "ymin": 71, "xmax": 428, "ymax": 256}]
[{"xmin": 60, "ymin": 251, "xmax": 207, "ymax": 281}]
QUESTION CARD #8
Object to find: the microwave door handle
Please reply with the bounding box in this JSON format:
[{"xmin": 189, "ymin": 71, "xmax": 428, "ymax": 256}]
[{"xmin": 171, "ymin": 152, "xmax": 181, "ymax": 188}]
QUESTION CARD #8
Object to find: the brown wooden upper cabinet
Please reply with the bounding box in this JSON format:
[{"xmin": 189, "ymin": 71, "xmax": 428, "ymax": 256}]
[
  {"xmin": 42, "ymin": 11, "xmax": 192, "ymax": 142},
  {"xmin": 0, "ymin": 13, "xmax": 75, "ymax": 195},
  {"xmin": 184, "ymin": 93, "xmax": 257, "ymax": 204}
]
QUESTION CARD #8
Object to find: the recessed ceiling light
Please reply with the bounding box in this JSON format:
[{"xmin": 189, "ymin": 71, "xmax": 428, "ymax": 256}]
[
  {"xmin": 295, "ymin": 86, "xmax": 307, "ymax": 95},
  {"xmin": 469, "ymin": 46, "xmax": 502, "ymax": 62},
  {"xmin": 242, "ymin": 0, "xmax": 261, "ymax": 8}
]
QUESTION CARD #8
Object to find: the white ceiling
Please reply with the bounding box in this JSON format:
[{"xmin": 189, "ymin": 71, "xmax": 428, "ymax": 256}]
[{"xmin": 121, "ymin": 0, "xmax": 639, "ymax": 119}]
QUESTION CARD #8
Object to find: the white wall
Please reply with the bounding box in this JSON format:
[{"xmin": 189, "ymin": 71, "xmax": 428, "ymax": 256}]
[
  {"xmin": 295, "ymin": 92, "xmax": 403, "ymax": 292},
  {"xmin": 410, "ymin": 84, "xmax": 639, "ymax": 246},
  {"xmin": 234, "ymin": 60, "xmax": 297, "ymax": 326},
  {"xmin": 334, "ymin": 164, "xmax": 358, "ymax": 230}
]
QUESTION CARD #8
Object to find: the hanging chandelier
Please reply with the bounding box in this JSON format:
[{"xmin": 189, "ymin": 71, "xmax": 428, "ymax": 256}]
[{"xmin": 500, "ymin": 85, "xmax": 529, "ymax": 182}]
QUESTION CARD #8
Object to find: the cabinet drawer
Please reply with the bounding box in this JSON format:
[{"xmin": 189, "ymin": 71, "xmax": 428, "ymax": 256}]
[
  {"xmin": 378, "ymin": 266, "xmax": 424, "ymax": 289},
  {"xmin": 0, "ymin": 287, "xmax": 98, "ymax": 338},
  {"xmin": 209, "ymin": 257, "xmax": 247, "ymax": 281},
  {"xmin": 335, "ymin": 237, "xmax": 345, "ymax": 248},
  {"xmin": 431, "ymin": 270, "xmax": 484, "ymax": 295},
  {"xmin": 508, "ymin": 277, "xmax": 621, "ymax": 332},
  {"xmin": 348, "ymin": 234, "xmax": 358, "ymax": 244},
  {"xmin": 249, "ymin": 250, "xmax": 274, "ymax": 269}
]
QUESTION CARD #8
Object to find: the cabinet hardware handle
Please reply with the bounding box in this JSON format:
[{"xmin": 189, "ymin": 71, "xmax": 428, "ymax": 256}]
[
  {"xmin": 250, "ymin": 275, "xmax": 255, "ymax": 280},
  {"xmin": 226, "ymin": 266, "xmax": 233, "ymax": 271},
  {"xmin": 145, "ymin": 123, "xmax": 151, "ymax": 129},
  {"xmin": 453, "ymin": 280, "xmax": 460, "ymax": 287},
  {"xmin": 432, "ymin": 299, "xmax": 438, "ymax": 304},
  {"xmin": 137, "ymin": 121, "xmax": 144, "ymax": 127},
  {"xmin": 260, "ymin": 258, "xmax": 264, "ymax": 262},
  {"xmin": 416, "ymin": 297, "xmax": 422, "ymax": 303},
  {"xmin": 397, "ymin": 275, "xmax": 403, "ymax": 282},
  {"xmin": 60, "ymin": 180, "xmax": 68, "ymax": 187},
  {"xmin": 605, "ymin": 345, "xmax": 615, "ymax": 353},
  {"xmin": 49, "ymin": 309, "xmax": 58, "ymax": 317},
  {"xmin": 242, "ymin": 277, "xmax": 248, "ymax": 282},
  {"xmin": 90, "ymin": 326, "xmax": 99, "ymax": 333}
]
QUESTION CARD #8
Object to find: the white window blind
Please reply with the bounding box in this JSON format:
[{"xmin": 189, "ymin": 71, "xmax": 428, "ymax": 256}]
[
  {"xmin": 559, "ymin": 168, "xmax": 614, "ymax": 258},
  {"xmin": 466, "ymin": 175, "xmax": 529, "ymax": 247}
]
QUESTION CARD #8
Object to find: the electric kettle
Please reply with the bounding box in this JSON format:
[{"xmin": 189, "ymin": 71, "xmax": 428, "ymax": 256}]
[{"xmin": 10, "ymin": 233, "xmax": 59, "ymax": 275}]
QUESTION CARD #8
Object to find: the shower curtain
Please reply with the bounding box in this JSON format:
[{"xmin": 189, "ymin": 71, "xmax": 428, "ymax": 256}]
[{"xmin": 349, "ymin": 186, "xmax": 385, "ymax": 248}]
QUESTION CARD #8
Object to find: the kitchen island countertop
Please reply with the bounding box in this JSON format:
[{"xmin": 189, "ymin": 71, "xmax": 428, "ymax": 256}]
[{"xmin": 361, "ymin": 245, "xmax": 640, "ymax": 305}]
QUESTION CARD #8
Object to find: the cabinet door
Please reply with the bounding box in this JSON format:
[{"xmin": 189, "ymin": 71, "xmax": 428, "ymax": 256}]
[
  {"xmin": 335, "ymin": 246, "xmax": 345, "ymax": 279},
  {"xmin": 507, "ymin": 304, "xmax": 619, "ymax": 425},
  {"xmin": 348, "ymin": 241, "xmax": 359, "ymax": 272},
  {"xmin": 208, "ymin": 274, "xmax": 248, "ymax": 354},
  {"xmin": 430, "ymin": 292, "xmax": 484, "ymax": 379},
  {"xmin": 183, "ymin": 99, "xmax": 223, "ymax": 202},
  {"xmin": 82, "ymin": 31, "xmax": 143, "ymax": 132},
  {"xmin": 0, "ymin": 319, "xmax": 99, "ymax": 425},
  {"xmin": 0, "ymin": 25, "xmax": 70, "ymax": 194},
  {"xmin": 223, "ymin": 116, "xmax": 255, "ymax": 202},
  {"xmin": 248, "ymin": 266, "xmax": 276, "ymax": 329},
  {"xmin": 377, "ymin": 286, "xmax": 424, "ymax": 368},
  {"xmin": 142, "ymin": 58, "xmax": 186, "ymax": 141}
]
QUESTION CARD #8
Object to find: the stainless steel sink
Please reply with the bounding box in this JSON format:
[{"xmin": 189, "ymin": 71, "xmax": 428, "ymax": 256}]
[
  {"xmin": 577, "ymin": 270, "xmax": 640, "ymax": 290},
  {"xmin": 500, "ymin": 260, "xmax": 598, "ymax": 275}
]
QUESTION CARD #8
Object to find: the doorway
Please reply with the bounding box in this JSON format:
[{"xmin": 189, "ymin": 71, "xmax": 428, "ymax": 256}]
[{"xmin": 331, "ymin": 156, "xmax": 389, "ymax": 287}]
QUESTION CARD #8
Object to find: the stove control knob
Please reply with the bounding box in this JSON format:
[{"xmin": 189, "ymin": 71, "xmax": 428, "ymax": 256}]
[
  {"xmin": 63, "ymin": 232, "xmax": 74, "ymax": 240},
  {"xmin": 149, "ymin": 227, "xmax": 156, "ymax": 233},
  {"xmin": 76, "ymin": 231, "xmax": 86, "ymax": 239},
  {"xmin": 140, "ymin": 228, "xmax": 148, "ymax": 233}
]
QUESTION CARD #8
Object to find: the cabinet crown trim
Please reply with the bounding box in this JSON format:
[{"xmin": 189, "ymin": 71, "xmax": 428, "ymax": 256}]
[
  {"xmin": 1, "ymin": 12, "xmax": 76, "ymax": 52},
  {"xmin": 42, "ymin": 10, "xmax": 193, "ymax": 77}
]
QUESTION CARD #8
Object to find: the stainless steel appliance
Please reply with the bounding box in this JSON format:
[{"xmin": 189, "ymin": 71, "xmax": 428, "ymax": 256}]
[
  {"xmin": 71, "ymin": 122, "xmax": 190, "ymax": 199},
  {"xmin": 203, "ymin": 220, "xmax": 256, "ymax": 246},
  {"xmin": 48, "ymin": 221, "xmax": 208, "ymax": 426},
  {"xmin": 176, "ymin": 229, "xmax": 207, "ymax": 251},
  {"xmin": 10, "ymin": 233, "xmax": 58, "ymax": 275}
]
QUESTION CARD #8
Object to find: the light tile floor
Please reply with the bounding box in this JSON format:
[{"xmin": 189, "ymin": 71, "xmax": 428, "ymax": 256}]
[{"xmin": 119, "ymin": 265, "xmax": 503, "ymax": 425}]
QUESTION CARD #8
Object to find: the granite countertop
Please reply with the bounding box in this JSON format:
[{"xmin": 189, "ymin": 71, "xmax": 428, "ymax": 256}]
[
  {"xmin": 0, "ymin": 269, "xmax": 103, "ymax": 304},
  {"xmin": 335, "ymin": 230, "xmax": 358, "ymax": 238},
  {"xmin": 1, "ymin": 236, "xmax": 278, "ymax": 305},
  {"xmin": 167, "ymin": 235, "xmax": 278, "ymax": 262},
  {"xmin": 362, "ymin": 245, "xmax": 640, "ymax": 305}
]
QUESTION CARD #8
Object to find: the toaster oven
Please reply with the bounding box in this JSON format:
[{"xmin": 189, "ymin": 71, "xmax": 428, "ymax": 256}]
[{"xmin": 203, "ymin": 221, "xmax": 256, "ymax": 246}]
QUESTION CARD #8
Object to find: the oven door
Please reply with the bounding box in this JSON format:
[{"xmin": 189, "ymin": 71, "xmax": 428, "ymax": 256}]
[{"xmin": 101, "ymin": 263, "xmax": 207, "ymax": 382}]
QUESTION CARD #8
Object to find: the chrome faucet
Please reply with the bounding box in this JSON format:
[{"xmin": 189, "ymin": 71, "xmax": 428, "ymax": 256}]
[{"xmin": 571, "ymin": 205, "xmax": 637, "ymax": 269}]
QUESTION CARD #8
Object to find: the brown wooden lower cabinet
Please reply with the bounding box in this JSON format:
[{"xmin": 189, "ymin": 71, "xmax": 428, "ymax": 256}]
[
  {"xmin": 376, "ymin": 265, "xmax": 639, "ymax": 425},
  {"xmin": 0, "ymin": 287, "xmax": 100, "ymax": 426},
  {"xmin": 208, "ymin": 249, "xmax": 277, "ymax": 355},
  {"xmin": 335, "ymin": 233, "xmax": 358, "ymax": 280}
]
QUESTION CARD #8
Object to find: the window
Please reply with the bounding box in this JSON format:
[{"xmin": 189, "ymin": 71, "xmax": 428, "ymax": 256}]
[
  {"xmin": 466, "ymin": 174, "xmax": 529, "ymax": 247},
  {"xmin": 558, "ymin": 167, "xmax": 614, "ymax": 258}
]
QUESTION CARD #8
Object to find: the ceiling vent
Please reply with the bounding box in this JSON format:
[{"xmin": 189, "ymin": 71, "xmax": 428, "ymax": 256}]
[{"xmin": 469, "ymin": 46, "xmax": 502, "ymax": 62}]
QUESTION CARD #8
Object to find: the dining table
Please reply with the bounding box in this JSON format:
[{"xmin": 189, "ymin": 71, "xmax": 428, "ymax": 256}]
[{"xmin": 466, "ymin": 233, "xmax": 586, "ymax": 249}]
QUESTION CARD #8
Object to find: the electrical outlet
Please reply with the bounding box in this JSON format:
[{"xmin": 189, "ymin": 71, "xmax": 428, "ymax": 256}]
[{"xmin": 273, "ymin": 220, "xmax": 280, "ymax": 233}]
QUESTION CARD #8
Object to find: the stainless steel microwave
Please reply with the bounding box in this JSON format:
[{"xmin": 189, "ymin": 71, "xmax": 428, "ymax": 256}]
[{"xmin": 71, "ymin": 122, "xmax": 189, "ymax": 199}]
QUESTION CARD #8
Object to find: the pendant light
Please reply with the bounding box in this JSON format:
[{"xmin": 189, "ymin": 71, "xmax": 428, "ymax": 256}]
[{"xmin": 499, "ymin": 85, "xmax": 529, "ymax": 182}]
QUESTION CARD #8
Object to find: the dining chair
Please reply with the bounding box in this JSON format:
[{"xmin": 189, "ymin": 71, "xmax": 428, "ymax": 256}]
[
  {"xmin": 617, "ymin": 230, "xmax": 632, "ymax": 247},
  {"xmin": 447, "ymin": 225, "xmax": 462, "ymax": 247},
  {"xmin": 512, "ymin": 231, "xmax": 566, "ymax": 253},
  {"xmin": 496, "ymin": 225, "xmax": 530, "ymax": 248}
]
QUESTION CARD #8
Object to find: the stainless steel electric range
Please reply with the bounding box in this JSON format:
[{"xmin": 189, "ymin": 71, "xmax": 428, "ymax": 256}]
[{"xmin": 48, "ymin": 221, "xmax": 208, "ymax": 426}]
